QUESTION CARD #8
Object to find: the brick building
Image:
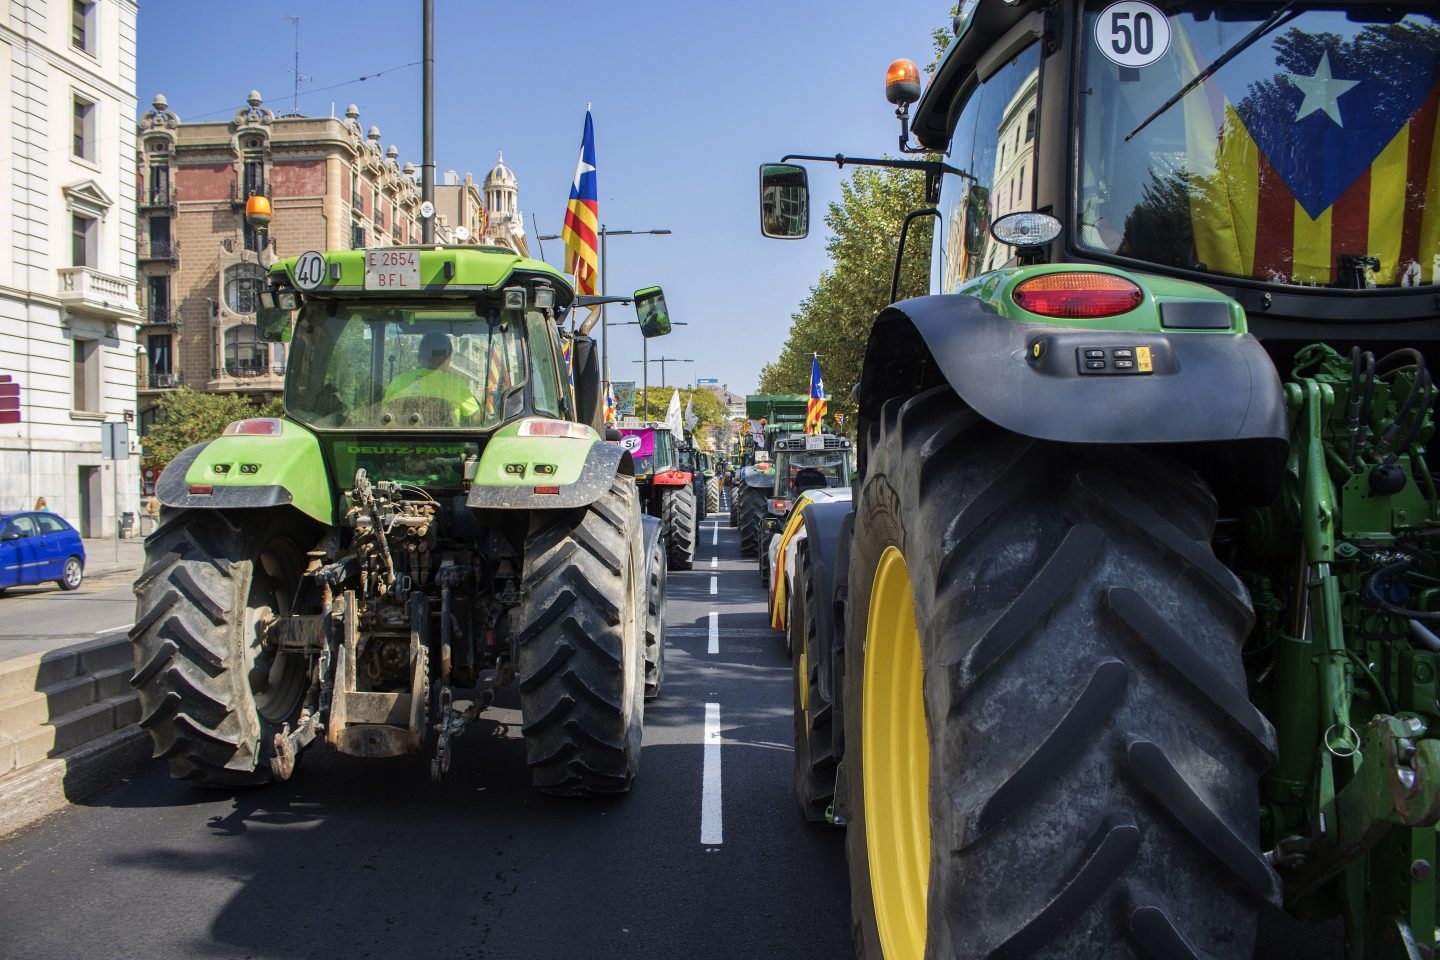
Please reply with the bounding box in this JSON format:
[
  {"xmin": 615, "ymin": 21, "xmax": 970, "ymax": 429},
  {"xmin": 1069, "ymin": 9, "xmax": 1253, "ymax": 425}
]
[
  {"xmin": 0, "ymin": 0, "xmax": 142, "ymax": 535},
  {"xmin": 134, "ymin": 92, "xmax": 530, "ymax": 437}
]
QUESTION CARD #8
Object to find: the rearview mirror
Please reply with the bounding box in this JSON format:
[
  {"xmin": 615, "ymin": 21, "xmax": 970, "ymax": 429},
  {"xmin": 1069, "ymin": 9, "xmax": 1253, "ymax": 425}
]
[
  {"xmin": 759, "ymin": 163, "xmax": 809, "ymax": 239},
  {"xmin": 634, "ymin": 286, "xmax": 671, "ymax": 339}
]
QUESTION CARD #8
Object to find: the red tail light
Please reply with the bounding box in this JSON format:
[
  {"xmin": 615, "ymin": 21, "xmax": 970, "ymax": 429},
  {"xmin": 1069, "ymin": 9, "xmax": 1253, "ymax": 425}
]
[{"xmin": 1012, "ymin": 273, "xmax": 1143, "ymax": 319}]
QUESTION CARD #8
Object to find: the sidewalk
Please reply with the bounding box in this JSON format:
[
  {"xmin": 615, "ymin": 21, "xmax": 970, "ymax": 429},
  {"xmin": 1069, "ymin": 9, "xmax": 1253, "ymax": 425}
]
[{"xmin": 80, "ymin": 535, "xmax": 146, "ymax": 581}]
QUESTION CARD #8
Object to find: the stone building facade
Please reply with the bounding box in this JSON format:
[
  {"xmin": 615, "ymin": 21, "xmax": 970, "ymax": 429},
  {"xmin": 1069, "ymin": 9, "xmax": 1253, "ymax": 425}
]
[
  {"xmin": 0, "ymin": 0, "xmax": 141, "ymax": 535},
  {"xmin": 135, "ymin": 94, "xmax": 528, "ymax": 441}
]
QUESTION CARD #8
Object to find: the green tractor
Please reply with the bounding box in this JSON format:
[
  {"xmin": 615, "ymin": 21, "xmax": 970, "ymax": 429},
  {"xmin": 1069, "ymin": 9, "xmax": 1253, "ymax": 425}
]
[
  {"xmin": 754, "ymin": 432, "xmax": 854, "ymax": 590},
  {"xmin": 764, "ymin": 1, "xmax": 1440, "ymax": 957},
  {"xmin": 734, "ymin": 394, "xmax": 810, "ymax": 554},
  {"xmin": 617, "ymin": 421, "xmax": 699, "ymax": 570},
  {"xmin": 130, "ymin": 245, "xmax": 673, "ymax": 795}
]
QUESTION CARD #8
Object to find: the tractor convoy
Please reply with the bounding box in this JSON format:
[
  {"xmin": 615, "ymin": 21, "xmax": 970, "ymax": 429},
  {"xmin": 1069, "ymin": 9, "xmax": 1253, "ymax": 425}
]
[
  {"xmin": 132, "ymin": 246, "xmax": 672, "ymax": 796},
  {"xmin": 122, "ymin": 0, "xmax": 1440, "ymax": 957},
  {"xmin": 759, "ymin": 1, "xmax": 1440, "ymax": 958}
]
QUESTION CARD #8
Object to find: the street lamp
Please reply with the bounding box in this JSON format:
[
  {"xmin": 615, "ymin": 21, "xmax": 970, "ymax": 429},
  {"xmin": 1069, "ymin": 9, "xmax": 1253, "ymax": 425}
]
[
  {"xmin": 539, "ymin": 225, "xmax": 671, "ymax": 388},
  {"xmin": 634, "ymin": 356, "xmax": 694, "ymax": 399}
]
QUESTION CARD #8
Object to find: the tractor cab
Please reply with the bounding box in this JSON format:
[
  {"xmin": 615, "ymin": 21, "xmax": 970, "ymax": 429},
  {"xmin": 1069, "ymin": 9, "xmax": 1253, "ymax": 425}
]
[{"xmin": 766, "ymin": 0, "xmax": 1438, "ymax": 352}]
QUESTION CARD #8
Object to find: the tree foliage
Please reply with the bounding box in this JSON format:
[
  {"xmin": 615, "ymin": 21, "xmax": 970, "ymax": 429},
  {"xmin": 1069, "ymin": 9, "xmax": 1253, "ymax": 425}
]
[
  {"xmin": 142, "ymin": 388, "xmax": 283, "ymax": 469},
  {"xmin": 757, "ymin": 14, "xmax": 953, "ymax": 435},
  {"xmin": 630, "ymin": 386, "xmax": 733, "ymax": 451},
  {"xmin": 757, "ymin": 165, "xmax": 932, "ymax": 433}
]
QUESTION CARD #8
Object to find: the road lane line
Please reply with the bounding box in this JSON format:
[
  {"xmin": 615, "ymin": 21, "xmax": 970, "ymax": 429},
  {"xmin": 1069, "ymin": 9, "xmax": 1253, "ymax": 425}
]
[
  {"xmin": 711, "ymin": 522, "xmax": 718, "ymax": 546},
  {"xmin": 701, "ymin": 702, "xmax": 723, "ymax": 845},
  {"xmin": 709, "ymin": 576, "xmax": 717, "ymax": 595},
  {"xmin": 95, "ymin": 623, "xmax": 135, "ymax": 636},
  {"xmin": 710, "ymin": 555, "xmax": 718, "ymax": 569},
  {"xmin": 708, "ymin": 611, "xmax": 719, "ymax": 653}
]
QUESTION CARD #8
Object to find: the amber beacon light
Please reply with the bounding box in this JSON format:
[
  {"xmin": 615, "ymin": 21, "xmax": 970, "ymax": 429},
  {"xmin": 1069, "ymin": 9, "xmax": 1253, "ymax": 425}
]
[{"xmin": 885, "ymin": 59, "xmax": 921, "ymax": 106}]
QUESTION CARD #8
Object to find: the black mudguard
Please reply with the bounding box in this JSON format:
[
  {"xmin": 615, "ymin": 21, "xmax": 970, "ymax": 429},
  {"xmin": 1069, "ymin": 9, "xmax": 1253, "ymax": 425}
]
[
  {"xmin": 859, "ymin": 296, "xmax": 1290, "ymax": 499},
  {"xmin": 800, "ymin": 501, "xmax": 853, "ymax": 714}
]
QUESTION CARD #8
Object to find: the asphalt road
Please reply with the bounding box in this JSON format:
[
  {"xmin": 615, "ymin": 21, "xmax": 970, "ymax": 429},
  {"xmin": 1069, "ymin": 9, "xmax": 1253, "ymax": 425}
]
[
  {"xmin": 0, "ymin": 570, "xmax": 137, "ymax": 660},
  {"xmin": 0, "ymin": 507, "xmax": 1345, "ymax": 959}
]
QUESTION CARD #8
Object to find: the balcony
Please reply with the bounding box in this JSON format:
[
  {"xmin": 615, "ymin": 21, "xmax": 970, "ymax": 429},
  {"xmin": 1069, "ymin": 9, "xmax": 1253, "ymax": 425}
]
[
  {"xmin": 217, "ymin": 361, "xmax": 272, "ymax": 380},
  {"xmin": 139, "ymin": 187, "xmax": 176, "ymax": 211},
  {"xmin": 231, "ymin": 181, "xmax": 270, "ymax": 207},
  {"xmin": 57, "ymin": 267, "xmax": 137, "ymax": 320},
  {"xmin": 141, "ymin": 370, "xmax": 184, "ymax": 390},
  {"xmin": 144, "ymin": 302, "xmax": 179, "ymax": 327},
  {"xmin": 138, "ymin": 237, "xmax": 180, "ymax": 264}
]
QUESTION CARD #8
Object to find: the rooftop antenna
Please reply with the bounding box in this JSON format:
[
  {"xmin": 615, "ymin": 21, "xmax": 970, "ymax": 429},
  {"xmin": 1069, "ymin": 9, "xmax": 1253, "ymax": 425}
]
[{"xmin": 281, "ymin": 14, "xmax": 310, "ymax": 115}]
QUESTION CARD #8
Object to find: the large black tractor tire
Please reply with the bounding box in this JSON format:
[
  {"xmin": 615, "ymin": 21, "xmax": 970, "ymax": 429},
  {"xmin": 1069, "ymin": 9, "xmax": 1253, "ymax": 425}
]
[
  {"xmin": 129, "ymin": 509, "xmax": 311, "ymax": 787},
  {"xmin": 661, "ymin": 484, "xmax": 698, "ymax": 571},
  {"xmin": 517, "ymin": 474, "xmax": 647, "ymax": 796},
  {"xmin": 694, "ymin": 480, "xmax": 709, "ymax": 522},
  {"xmin": 705, "ymin": 477, "xmax": 722, "ymax": 516},
  {"xmin": 738, "ymin": 487, "xmax": 767, "ymax": 557},
  {"xmin": 843, "ymin": 386, "xmax": 1278, "ymax": 960},
  {"xmin": 728, "ymin": 487, "xmax": 739, "ymax": 527},
  {"xmin": 790, "ymin": 543, "xmax": 837, "ymax": 823},
  {"xmin": 643, "ymin": 521, "xmax": 667, "ymax": 700}
]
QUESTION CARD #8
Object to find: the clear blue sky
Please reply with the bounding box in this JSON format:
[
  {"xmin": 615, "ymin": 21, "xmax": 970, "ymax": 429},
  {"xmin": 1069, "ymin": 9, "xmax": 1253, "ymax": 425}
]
[{"xmin": 138, "ymin": 1, "xmax": 951, "ymax": 396}]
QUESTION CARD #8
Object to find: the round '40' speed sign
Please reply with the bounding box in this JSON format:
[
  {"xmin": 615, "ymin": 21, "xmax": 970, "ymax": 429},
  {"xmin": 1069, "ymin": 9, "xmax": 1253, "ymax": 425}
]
[
  {"xmin": 1095, "ymin": 1, "xmax": 1170, "ymax": 69},
  {"xmin": 293, "ymin": 250, "xmax": 326, "ymax": 291}
]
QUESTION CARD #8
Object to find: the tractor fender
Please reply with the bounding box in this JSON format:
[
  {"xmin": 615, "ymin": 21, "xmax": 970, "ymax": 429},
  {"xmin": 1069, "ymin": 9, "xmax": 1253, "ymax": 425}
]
[
  {"xmin": 156, "ymin": 424, "xmax": 333, "ymax": 525},
  {"xmin": 798, "ymin": 500, "xmax": 853, "ymax": 709},
  {"xmin": 742, "ymin": 470, "xmax": 776, "ymax": 491},
  {"xmin": 859, "ymin": 296, "xmax": 1290, "ymax": 498},
  {"xmin": 467, "ymin": 437, "xmax": 633, "ymax": 510}
]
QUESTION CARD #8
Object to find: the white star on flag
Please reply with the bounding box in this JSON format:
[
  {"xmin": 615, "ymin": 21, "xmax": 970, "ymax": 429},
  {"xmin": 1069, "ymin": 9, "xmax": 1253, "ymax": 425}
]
[
  {"xmin": 1289, "ymin": 51, "xmax": 1359, "ymax": 127},
  {"xmin": 573, "ymin": 149, "xmax": 595, "ymax": 191}
]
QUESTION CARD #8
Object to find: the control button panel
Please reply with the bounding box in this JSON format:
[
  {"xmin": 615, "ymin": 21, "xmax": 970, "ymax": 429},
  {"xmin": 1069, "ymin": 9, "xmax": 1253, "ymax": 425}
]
[{"xmin": 1075, "ymin": 345, "xmax": 1154, "ymax": 375}]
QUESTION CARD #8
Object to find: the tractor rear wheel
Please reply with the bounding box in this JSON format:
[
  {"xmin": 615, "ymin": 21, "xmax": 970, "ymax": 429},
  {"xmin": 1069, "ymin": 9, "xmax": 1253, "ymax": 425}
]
[
  {"xmin": 790, "ymin": 543, "xmax": 836, "ymax": 823},
  {"xmin": 643, "ymin": 523, "xmax": 667, "ymax": 700},
  {"xmin": 705, "ymin": 476, "xmax": 722, "ymax": 515},
  {"xmin": 517, "ymin": 474, "xmax": 646, "ymax": 796},
  {"xmin": 129, "ymin": 509, "xmax": 310, "ymax": 787},
  {"xmin": 843, "ymin": 386, "xmax": 1277, "ymax": 960},
  {"xmin": 662, "ymin": 484, "xmax": 697, "ymax": 570},
  {"xmin": 738, "ymin": 487, "xmax": 767, "ymax": 557}
]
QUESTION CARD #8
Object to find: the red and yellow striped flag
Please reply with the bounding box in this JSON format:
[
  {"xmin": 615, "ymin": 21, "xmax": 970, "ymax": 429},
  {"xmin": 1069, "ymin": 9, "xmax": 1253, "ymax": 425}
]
[{"xmin": 562, "ymin": 109, "xmax": 599, "ymax": 296}]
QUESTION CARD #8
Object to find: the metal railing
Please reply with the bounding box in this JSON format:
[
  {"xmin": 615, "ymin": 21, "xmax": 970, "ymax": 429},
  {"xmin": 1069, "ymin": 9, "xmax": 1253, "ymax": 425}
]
[
  {"xmin": 145, "ymin": 302, "xmax": 178, "ymax": 326},
  {"xmin": 138, "ymin": 238, "xmax": 179, "ymax": 262},
  {"xmin": 143, "ymin": 370, "xmax": 183, "ymax": 389},
  {"xmin": 139, "ymin": 186, "xmax": 176, "ymax": 210}
]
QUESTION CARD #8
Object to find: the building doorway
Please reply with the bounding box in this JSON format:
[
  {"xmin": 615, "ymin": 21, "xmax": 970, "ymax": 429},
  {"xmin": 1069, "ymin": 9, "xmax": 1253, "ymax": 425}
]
[{"xmin": 78, "ymin": 465, "xmax": 101, "ymax": 537}]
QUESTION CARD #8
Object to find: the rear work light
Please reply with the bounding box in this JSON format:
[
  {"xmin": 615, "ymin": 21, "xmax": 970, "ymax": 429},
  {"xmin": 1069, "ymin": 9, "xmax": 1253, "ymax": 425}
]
[
  {"xmin": 516, "ymin": 418, "xmax": 591, "ymax": 440},
  {"xmin": 1012, "ymin": 273, "xmax": 1143, "ymax": 319},
  {"xmin": 223, "ymin": 418, "xmax": 283, "ymax": 436}
]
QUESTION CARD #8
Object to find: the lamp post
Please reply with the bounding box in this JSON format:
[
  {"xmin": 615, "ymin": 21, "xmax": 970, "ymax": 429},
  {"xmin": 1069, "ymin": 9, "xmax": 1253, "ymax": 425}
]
[
  {"xmin": 539, "ymin": 226, "xmax": 671, "ymax": 389},
  {"xmin": 634, "ymin": 356, "xmax": 694, "ymax": 392}
]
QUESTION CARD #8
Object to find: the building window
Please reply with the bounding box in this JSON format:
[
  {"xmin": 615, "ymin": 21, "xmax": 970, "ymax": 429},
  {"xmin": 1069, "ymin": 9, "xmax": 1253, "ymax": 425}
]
[
  {"xmin": 148, "ymin": 216, "xmax": 171, "ymax": 258},
  {"xmin": 147, "ymin": 275, "xmax": 170, "ymax": 323},
  {"xmin": 71, "ymin": 214, "xmax": 96, "ymax": 267},
  {"xmin": 72, "ymin": 1, "xmax": 95, "ymax": 54},
  {"xmin": 243, "ymin": 218, "xmax": 262, "ymax": 253},
  {"xmin": 147, "ymin": 334, "xmax": 173, "ymax": 384},
  {"xmin": 224, "ymin": 325, "xmax": 268, "ymax": 378},
  {"xmin": 242, "ymin": 158, "xmax": 265, "ymax": 197},
  {"xmin": 1025, "ymin": 108, "xmax": 1036, "ymax": 143},
  {"xmin": 352, "ymin": 224, "xmax": 367, "ymax": 249},
  {"xmin": 224, "ymin": 263, "xmax": 266, "ymax": 314},
  {"xmin": 72, "ymin": 94, "xmax": 96, "ymax": 161},
  {"xmin": 72, "ymin": 338, "xmax": 100, "ymax": 412},
  {"xmin": 149, "ymin": 164, "xmax": 170, "ymax": 203}
]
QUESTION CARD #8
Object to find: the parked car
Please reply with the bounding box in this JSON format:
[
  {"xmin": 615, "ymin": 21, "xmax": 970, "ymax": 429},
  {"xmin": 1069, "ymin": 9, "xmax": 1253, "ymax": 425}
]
[{"xmin": 0, "ymin": 511, "xmax": 85, "ymax": 592}]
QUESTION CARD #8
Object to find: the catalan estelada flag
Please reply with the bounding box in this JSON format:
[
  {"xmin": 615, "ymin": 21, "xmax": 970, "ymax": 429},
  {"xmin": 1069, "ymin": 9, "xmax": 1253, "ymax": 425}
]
[
  {"xmin": 604, "ymin": 379, "xmax": 617, "ymax": 424},
  {"xmin": 562, "ymin": 109, "xmax": 599, "ymax": 296},
  {"xmin": 805, "ymin": 354, "xmax": 826, "ymax": 435},
  {"xmin": 1185, "ymin": 22, "xmax": 1440, "ymax": 286}
]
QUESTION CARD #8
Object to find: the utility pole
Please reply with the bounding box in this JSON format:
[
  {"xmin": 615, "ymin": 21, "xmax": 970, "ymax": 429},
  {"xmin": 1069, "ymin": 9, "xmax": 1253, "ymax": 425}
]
[{"xmin": 421, "ymin": 0, "xmax": 435, "ymax": 242}]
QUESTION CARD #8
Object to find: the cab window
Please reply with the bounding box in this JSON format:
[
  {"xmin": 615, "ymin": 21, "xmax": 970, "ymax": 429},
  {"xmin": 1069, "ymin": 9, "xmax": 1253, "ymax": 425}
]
[{"xmin": 932, "ymin": 42, "xmax": 1042, "ymax": 292}]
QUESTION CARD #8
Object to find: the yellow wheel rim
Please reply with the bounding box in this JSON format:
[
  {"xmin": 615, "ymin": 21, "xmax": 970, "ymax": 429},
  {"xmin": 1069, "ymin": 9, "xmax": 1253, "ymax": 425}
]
[{"xmin": 863, "ymin": 545, "xmax": 930, "ymax": 960}]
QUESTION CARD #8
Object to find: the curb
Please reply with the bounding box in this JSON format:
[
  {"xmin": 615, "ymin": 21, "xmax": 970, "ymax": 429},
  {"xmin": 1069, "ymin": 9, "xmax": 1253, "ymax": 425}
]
[{"xmin": 0, "ymin": 725, "xmax": 152, "ymax": 839}]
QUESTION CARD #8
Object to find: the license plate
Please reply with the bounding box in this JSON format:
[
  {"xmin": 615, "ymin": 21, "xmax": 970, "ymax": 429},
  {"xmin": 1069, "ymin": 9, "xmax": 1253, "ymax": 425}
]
[
  {"xmin": 805, "ymin": 434, "xmax": 825, "ymax": 451},
  {"xmin": 364, "ymin": 249, "xmax": 419, "ymax": 290}
]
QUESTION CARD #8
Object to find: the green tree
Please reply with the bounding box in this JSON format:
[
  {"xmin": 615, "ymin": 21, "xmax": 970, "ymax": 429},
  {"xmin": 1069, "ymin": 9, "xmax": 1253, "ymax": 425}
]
[
  {"xmin": 757, "ymin": 164, "xmax": 933, "ymax": 435},
  {"xmin": 141, "ymin": 388, "xmax": 281, "ymax": 469},
  {"xmin": 631, "ymin": 386, "xmax": 730, "ymax": 450},
  {"xmin": 758, "ymin": 13, "xmax": 953, "ymax": 436}
]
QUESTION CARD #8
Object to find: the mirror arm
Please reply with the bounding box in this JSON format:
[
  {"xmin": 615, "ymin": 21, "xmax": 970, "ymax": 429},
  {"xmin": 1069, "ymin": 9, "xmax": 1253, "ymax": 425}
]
[
  {"xmin": 891, "ymin": 208, "xmax": 940, "ymax": 304},
  {"xmin": 780, "ymin": 153, "xmax": 973, "ymax": 184}
]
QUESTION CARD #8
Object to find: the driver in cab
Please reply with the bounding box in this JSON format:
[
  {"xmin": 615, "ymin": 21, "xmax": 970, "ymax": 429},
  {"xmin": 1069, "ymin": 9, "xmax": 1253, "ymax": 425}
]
[{"xmin": 383, "ymin": 331, "xmax": 481, "ymax": 423}]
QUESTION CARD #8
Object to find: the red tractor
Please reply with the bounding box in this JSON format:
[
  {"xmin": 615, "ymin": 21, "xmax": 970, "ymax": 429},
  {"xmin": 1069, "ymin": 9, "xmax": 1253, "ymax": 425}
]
[{"xmin": 618, "ymin": 423, "xmax": 698, "ymax": 570}]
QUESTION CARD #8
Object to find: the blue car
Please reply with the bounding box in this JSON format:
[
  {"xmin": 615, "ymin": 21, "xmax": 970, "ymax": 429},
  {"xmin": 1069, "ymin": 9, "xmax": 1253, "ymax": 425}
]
[{"xmin": 0, "ymin": 511, "xmax": 85, "ymax": 592}]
